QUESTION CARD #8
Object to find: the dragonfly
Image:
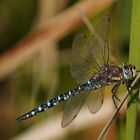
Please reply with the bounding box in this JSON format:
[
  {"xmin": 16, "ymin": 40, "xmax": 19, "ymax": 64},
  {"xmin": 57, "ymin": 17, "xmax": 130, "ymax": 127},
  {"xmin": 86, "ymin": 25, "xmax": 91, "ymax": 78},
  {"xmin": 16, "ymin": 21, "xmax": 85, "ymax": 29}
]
[{"xmin": 16, "ymin": 17, "xmax": 137, "ymax": 128}]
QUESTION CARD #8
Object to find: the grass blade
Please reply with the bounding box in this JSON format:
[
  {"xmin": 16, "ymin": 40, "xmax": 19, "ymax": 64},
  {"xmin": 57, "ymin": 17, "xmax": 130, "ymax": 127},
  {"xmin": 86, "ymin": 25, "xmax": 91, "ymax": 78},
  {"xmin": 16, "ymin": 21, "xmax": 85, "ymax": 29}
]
[{"xmin": 126, "ymin": 0, "xmax": 140, "ymax": 140}]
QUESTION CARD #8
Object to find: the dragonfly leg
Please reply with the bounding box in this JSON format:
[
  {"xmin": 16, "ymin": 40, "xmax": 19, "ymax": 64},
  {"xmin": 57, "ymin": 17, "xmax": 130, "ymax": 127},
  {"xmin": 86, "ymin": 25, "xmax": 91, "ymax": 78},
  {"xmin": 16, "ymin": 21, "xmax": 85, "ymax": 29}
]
[
  {"xmin": 111, "ymin": 82, "xmax": 121, "ymax": 112},
  {"xmin": 112, "ymin": 82, "xmax": 121, "ymax": 101},
  {"xmin": 122, "ymin": 78, "xmax": 133, "ymax": 97},
  {"xmin": 126, "ymin": 83, "xmax": 133, "ymax": 99},
  {"xmin": 112, "ymin": 96, "xmax": 119, "ymax": 111}
]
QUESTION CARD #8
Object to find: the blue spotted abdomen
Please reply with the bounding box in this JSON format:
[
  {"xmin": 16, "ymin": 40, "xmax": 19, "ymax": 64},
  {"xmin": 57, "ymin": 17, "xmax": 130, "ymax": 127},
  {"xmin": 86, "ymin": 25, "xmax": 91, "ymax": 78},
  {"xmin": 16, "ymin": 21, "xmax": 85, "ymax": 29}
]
[{"xmin": 16, "ymin": 79, "xmax": 101, "ymax": 122}]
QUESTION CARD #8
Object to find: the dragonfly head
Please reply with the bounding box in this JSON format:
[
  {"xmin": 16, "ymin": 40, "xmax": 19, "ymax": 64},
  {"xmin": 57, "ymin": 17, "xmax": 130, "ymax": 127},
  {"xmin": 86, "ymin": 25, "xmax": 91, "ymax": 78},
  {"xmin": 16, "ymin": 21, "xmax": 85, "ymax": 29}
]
[{"xmin": 121, "ymin": 63, "xmax": 136, "ymax": 81}]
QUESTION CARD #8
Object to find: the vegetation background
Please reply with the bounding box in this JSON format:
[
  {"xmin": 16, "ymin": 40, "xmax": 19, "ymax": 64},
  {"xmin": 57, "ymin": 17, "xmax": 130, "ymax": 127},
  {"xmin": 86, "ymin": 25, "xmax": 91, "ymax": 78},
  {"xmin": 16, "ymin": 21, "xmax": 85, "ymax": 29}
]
[{"xmin": 0, "ymin": 0, "xmax": 139, "ymax": 140}]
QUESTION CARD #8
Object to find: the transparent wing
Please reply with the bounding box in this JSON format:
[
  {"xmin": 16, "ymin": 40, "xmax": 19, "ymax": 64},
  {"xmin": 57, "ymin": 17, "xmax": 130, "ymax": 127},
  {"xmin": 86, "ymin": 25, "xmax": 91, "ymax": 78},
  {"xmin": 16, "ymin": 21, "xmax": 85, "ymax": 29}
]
[
  {"xmin": 87, "ymin": 87, "xmax": 104, "ymax": 114},
  {"xmin": 70, "ymin": 17, "xmax": 110, "ymax": 84},
  {"xmin": 94, "ymin": 16, "xmax": 110, "ymax": 65},
  {"xmin": 61, "ymin": 92, "xmax": 89, "ymax": 128},
  {"xmin": 70, "ymin": 33, "xmax": 101, "ymax": 84}
]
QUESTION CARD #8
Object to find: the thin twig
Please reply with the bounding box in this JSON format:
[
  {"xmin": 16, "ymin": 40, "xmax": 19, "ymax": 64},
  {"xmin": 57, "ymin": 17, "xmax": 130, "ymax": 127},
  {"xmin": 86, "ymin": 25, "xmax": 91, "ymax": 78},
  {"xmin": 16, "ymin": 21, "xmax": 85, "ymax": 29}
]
[{"xmin": 98, "ymin": 73, "xmax": 140, "ymax": 140}]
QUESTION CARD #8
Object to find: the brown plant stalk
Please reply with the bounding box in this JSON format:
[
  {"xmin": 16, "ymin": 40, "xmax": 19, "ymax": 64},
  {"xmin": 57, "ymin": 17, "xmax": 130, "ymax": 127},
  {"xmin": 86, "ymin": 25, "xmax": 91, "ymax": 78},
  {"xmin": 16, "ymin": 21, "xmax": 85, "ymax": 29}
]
[{"xmin": 0, "ymin": 0, "xmax": 115, "ymax": 79}]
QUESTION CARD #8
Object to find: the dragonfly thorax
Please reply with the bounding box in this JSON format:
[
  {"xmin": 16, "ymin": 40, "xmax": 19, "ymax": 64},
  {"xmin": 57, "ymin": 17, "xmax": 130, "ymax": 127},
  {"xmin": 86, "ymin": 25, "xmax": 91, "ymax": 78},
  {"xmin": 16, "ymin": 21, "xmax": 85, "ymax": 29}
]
[
  {"xmin": 120, "ymin": 63, "xmax": 136, "ymax": 81},
  {"xmin": 91, "ymin": 64, "xmax": 122, "ymax": 85}
]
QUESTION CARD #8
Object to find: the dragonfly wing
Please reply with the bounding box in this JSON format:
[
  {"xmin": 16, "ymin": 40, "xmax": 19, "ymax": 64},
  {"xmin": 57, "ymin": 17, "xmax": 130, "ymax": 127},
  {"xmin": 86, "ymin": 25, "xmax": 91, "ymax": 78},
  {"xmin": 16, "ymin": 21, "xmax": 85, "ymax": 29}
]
[
  {"xmin": 70, "ymin": 17, "xmax": 110, "ymax": 84},
  {"xmin": 70, "ymin": 33, "xmax": 101, "ymax": 84},
  {"xmin": 87, "ymin": 87, "xmax": 104, "ymax": 114},
  {"xmin": 94, "ymin": 16, "xmax": 110, "ymax": 65},
  {"xmin": 61, "ymin": 92, "xmax": 89, "ymax": 128},
  {"xmin": 87, "ymin": 16, "xmax": 110, "ymax": 68}
]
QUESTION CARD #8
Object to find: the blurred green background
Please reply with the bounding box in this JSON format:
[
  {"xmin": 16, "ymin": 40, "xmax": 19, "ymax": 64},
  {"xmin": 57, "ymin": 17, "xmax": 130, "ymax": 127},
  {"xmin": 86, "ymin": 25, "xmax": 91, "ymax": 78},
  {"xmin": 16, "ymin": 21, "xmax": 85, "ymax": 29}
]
[{"xmin": 0, "ymin": 0, "xmax": 140, "ymax": 140}]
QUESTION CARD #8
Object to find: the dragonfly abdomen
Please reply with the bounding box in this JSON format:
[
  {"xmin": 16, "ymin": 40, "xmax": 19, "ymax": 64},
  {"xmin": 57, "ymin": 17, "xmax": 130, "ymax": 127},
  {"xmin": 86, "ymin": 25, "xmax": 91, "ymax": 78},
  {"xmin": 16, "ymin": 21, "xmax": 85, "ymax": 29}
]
[
  {"xmin": 16, "ymin": 92, "xmax": 71, "ymax": 122},
  {"xmin": 16, "ymin": 79, "xmax": 102, "ymax": 122},
  {"xmin": 16, "ymin": 86, "xmax": 85, "ymax": 122}
]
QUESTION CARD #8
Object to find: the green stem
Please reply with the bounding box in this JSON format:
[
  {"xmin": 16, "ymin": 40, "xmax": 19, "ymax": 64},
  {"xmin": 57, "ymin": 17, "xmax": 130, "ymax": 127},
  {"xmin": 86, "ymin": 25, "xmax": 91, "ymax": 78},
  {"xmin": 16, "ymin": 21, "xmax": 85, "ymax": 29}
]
[{"xmin": 126, "ymin": 0, "xmax": 140, "ymax": 140}]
